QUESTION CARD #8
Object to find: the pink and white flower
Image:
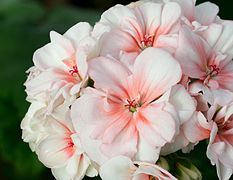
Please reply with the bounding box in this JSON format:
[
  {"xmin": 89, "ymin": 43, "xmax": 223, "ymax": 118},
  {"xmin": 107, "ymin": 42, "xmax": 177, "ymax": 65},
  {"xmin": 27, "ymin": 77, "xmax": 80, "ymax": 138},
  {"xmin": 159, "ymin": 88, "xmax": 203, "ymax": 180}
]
[
  {"xmin": 174, "ymin": 0, "xmax": 219, "ymax": 31},
  {"xmin": 71, "ymin": 48, "xmax": 186, "ymax": 164},
  {"xmin": 25, "ymin": 22, "xmax": 97, "ymax": 106},
  {"xmin": 21, "ymin": 100, "xmax": 49, "ymax": 151},
  {"xmin": 175, "ymin": 25, "xmax": 233, "ymax": 102},
  {"xmin": 99, "ymin": 156, "xmax": 177, "ymax": 180},
  {"xmin": 36, "ymin": 107, "xmax": 97, "ymax": 180},
  {"xmin": 21, "ymin": 95, "xmax": 75, "ymax": 151},
  {"xmin": 183, "ymin": 101, "xmax": 233, "ymax": 180},
  {"xmin": 21, "ymin": 1, "xmax": 233, "ymax": 179},
  {"xmin": 93, "ymin": 0, "xmax": 181, "ymax": 61}
]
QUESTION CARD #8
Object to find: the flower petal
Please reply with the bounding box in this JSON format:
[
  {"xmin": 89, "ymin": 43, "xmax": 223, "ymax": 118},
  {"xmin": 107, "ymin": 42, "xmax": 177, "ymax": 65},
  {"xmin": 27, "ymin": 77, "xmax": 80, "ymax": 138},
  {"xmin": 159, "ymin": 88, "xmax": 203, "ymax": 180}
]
[
  {"xmin": 137, "ymin": 102, "xmax": 178, "ymax": 148},
  {"xmin": 157, "ymin": 2, "xmax": 181, "ymax": 35},
  {"xmin": 37, "ymin": 134, "xmax": 73, "ymax": 168},
  {"xmin": 88, "ymin": 56, "xmax": 131, "ymax": 98},
  {"xmin": 64, "ymin": 22, "xmax": 92, "ymax": 47},
  {"xmin": 183, "ymin": 112, "xmax": 211, "ymax": 143},
  {"xmin": 157, "ymin": 84, "xmax": 196, "ymax": 124},
  {"xmin": 100, "ymin": 121, "xmax": 138, "ymax": 158},
  {"xmin": 194, "ymin": 2, "xmax": 219, "ymax": 25},
  {"xmin": 133, "ymin": 47, "xmax": 182, "ymax": 103},
  {"xmin": 135, "ymin": 135, "xmax": 161, "ymax": 163},
  {"xmin": 99, "ymin": 156, "xmax": 135, "ymax": 180},
  {"xmin": 175, "ymin": 26, "xmax": 209, "ymax": 78}
]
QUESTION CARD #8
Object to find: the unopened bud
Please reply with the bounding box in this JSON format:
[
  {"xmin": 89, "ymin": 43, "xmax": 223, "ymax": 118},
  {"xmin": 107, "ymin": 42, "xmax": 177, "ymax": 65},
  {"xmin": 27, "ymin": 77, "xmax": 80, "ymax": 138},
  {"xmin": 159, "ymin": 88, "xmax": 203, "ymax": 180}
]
[
  {"xmin": 175, "ymin": 158, "xmax": 202, "ymax": 180},
  {"xmin": 157, "ymin": 156, "xmax": 170, "ymax": 171}
]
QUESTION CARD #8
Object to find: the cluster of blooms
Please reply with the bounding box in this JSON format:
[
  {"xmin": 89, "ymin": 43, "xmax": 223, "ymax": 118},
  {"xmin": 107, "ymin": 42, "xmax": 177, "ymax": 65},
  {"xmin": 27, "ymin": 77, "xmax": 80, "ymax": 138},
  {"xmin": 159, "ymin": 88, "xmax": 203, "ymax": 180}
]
[{"xmin": 21, "ymin": 0, "xmax": 233, "ymax": 179}]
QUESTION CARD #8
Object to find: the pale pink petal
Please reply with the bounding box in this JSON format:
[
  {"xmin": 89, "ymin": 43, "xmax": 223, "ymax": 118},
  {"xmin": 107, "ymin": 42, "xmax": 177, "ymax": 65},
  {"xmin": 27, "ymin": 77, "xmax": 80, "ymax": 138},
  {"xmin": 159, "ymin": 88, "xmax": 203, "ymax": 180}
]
[
  {"xmin": 99, "ymin": 156, "xmax": 135, "ymax": 180},
  {"xmin": 64, "ymin": 22, "xmax": 92, "ymax": 47},
  {"xmin": 134, "ymin": 162, "xmax": 177, "ymax": 180},
  {"xmin": 216, "ymin": 161, "xmax": 233, "ymax": 180},
  {"xmin": 100, "ymin": 122, "xmax": 138, "ymax": 158},
  {"xmin": 157, "ymin": 2, "xmax": 181, "ymax": 35},
  {"xmin": 88, "ymin": 56, "xmax": 131, "ymax": 98},
  {"xmin": 137, "ymin": 102, "xmax": 178, "ymax": 147},
  {"xmin": 50, "ymin": 31, "xmax": 74, "ymax": 55},
  {"xmin": 175, "ymin": 26, "xmax": 209, "ymax": 78},
  {"xmin": 200, "ymin": 23, "xmax": 223, "ymax": 48},
  {"xmin": 154, "ymin": 34, "xmax": 178, "ymax": 53},
  {"xmin": 134, "ymin": 2, "xmax": 162, "ymax": 35},
  {"xmin": 133, "ymin": 48, "xmax": 182, "ymax": 103},
  {"xmin": 157, "ymin": 84, "xmax": 196, "ymax": 124},
  {"xmin": 71, "ymin": 90, "xmax": 108, "ymax": 165},
  {"xmin": 85, "ymin": 164, "xmax": 98, "ymax": 177},
  {"xmin": 216, "ymin": 61, "xmax": 233, "ymax": 92},
  {"xmin": 99, "ymin": 29, "xmax": 139, "ymax": 58},
  {"xmin": 33, "ymin": 42, "xmax": 70, "ymax": 70},
  {"xmin": 212, "ymin": 89, "xmax": 233, "ymax": 106},
  {"xmin": 161, "ymin": 130, "xmax": 190, "ymax": 155},
  {"xmin": 194, "ymin": 2, "xmax": 219, "ymax": 25},
  {"xmin": 52, "ymin": 166, "xmax": 70, "ymax": 180},
  {"xmin": 213, "ymin": 21, "xmax": 233, "ymax": 55},
  {"xmin": 66, "ymin": 153, "xmax": 94, "ymax": 179},
  {"xmin": 135, "ymin": 135, "xmax": 161, "ymax": 163},
  {"xmin": 37, "ymin": 135, "xmax": 74, "ymax": 168},
  {"xmin": 207, "ymin": 128, "xmax": 233, "ymax": 180},
  {"xmin": 183, "ymin": 112, "xmax": 211, "ymax": 143},
  {"xmin": 76, "ymin": 124, "xmax": 108, "ymax": 166},
  {"xmin": 173, "ymin": 0, "xmax": 195, "ymax": 21},
  {"xmin": 101, "ymin": 113, "xmax": 132, "ymax": 144},
  {"xmin": 100, "ymin": 5, "xmax": 135, "ymax": 28}
]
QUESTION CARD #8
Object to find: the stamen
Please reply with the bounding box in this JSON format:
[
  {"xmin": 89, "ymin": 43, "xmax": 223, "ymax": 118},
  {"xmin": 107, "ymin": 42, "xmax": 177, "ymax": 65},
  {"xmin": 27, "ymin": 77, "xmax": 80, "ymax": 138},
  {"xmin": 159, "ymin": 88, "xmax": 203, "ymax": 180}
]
[
  {"xmin": 125, "ymin": 99, "xmax": 137, "ymax": 113},
  {"xmin": 141, "ymin": 35, "xmax": 154, "ymax": 49},
  {"xmin": 207, "ymin": 64, "xmax": 220, "ymax": 77},
  {"xmin": 67, "ymin": 141, "xmax": 74, "ymax": 148},
  {"xmin": 69, "ymin": 65, "xmax": 79, "ymax": 76}
]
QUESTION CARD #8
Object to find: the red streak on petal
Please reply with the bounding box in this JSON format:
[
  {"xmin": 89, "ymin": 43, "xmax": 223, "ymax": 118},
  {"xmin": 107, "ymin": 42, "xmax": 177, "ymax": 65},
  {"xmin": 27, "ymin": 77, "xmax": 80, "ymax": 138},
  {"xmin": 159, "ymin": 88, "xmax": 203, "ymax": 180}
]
[{"xmin": 64, "ymin": 136, "xmax": 75, "ymax": 157}]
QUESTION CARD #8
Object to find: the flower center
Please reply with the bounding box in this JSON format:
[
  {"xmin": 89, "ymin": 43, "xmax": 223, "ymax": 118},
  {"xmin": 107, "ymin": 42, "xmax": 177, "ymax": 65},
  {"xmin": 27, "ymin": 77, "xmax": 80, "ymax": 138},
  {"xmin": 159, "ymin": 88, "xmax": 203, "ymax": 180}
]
[
  {"xmin": 217, "ymin": 116, "xmax": 233, "ymax": 134},
  {"xmin": 63, "ymin": 56, "xmax": 82, "ymax": 80},
  {"xmin": 206, "ymin": 64, "xmax": 220, "ymax": 77},
  {"xmin": 69, "ymin": 65, "xmax": 79, "ymax": 76},
  {"xmin": 64, "ymin": 135, "xmax": 75, "ymax": 157},
  {"xmin": 125, "ymin": 99, "xmax": 141, "ymax": 113},
  {"xmin": 141, "ymin": 34, "xmax": 154, "ymax": 50}
]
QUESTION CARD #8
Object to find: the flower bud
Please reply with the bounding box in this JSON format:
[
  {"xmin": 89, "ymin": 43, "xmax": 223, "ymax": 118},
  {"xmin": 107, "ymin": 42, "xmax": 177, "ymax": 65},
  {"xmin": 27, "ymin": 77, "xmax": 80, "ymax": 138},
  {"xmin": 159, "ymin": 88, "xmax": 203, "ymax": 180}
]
[
  {"xmin": 157, "ymin": 156, "xmax": 170, "ymax": 171},
  {"xmin": 175, "ymin": 158, "xmax": 202, "ymax": 180}
]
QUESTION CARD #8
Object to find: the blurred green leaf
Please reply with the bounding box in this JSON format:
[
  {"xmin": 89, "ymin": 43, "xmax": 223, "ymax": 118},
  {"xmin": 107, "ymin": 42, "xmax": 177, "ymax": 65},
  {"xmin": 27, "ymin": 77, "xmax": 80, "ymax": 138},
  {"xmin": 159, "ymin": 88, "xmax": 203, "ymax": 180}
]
[{"xmin": 0, "ymin": 1, "xmax": 45, "ymax": 24}]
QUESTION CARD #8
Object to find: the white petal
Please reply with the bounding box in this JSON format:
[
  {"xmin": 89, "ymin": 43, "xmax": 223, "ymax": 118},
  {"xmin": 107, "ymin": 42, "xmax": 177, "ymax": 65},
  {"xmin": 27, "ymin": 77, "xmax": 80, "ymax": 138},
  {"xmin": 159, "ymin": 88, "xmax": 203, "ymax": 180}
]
[
  {"xmin": 194, "ymin": 2, "xmax": 219, "ymax": 25},
  {"xmin": 133, "ymin": 47, "xmax": 182, "ymax": 103},
  {"xmin": 64, "ymin": 22, "xmax": 93, "ymax": 47},
  {"xmin": 135, "ymin": 135, "xmax": 160, "ymax": 163},
  {"xmin": 99, "ymin": 156, "xmax": 135, "ymax": 180}
]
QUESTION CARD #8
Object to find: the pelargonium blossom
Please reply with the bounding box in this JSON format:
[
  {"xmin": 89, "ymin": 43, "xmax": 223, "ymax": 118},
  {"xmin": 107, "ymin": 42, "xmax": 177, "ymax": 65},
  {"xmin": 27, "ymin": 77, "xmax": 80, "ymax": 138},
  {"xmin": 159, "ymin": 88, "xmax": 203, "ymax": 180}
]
[
  {"xmin": 175, "ymin": 25, "xmax": 233, "ymax": 101},
  {"xmin": 71, "ymin": 47, "xmax": 189, "ymax": 164},
  {"xmin": 93, "ymin": 0, "xmax": 181, "ymax": 62},
  {"xmin": 37, "ymin": 112, "xmax": 97, "ymax": 180},
  {"xmin": 25, "ymin": 22, "xmax": 97, "ymax": 109},
  {"xmin": 183, "ymin": 100, "xmax": 233, "ymax": 180},
  {"xmin": 20, "ymin": 0, "xmax": 233, "ymax": 179}
]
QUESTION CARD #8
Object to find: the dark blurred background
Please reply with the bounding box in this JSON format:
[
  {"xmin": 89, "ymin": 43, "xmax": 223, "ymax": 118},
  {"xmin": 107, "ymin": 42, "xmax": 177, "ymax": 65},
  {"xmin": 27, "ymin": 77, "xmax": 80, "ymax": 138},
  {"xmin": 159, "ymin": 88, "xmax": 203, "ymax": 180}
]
[{"xmin": 0, "ymin": 0, "xmax": 232, "ymax": 179}]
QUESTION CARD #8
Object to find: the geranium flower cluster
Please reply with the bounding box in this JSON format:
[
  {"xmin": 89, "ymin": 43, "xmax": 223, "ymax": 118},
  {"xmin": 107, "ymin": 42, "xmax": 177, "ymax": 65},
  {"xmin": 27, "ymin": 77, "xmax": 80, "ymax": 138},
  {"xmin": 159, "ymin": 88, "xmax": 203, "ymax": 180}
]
[{"xmin": 21, "ymin": 0, "xmax": 233, "ymax": 179}]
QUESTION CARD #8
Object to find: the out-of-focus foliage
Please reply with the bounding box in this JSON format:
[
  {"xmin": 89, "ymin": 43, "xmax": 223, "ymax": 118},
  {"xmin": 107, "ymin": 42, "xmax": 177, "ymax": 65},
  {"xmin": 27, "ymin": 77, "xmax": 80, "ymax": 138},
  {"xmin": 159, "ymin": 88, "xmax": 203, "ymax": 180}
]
[{"xmin": 0, "ymin": 0, "xmax": 232, "ymax": 179}]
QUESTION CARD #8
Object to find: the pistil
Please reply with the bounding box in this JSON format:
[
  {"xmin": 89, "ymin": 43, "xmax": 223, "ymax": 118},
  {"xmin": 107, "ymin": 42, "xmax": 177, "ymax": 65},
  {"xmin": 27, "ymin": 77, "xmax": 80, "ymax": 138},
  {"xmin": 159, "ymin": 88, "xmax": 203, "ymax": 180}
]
[{"xmin": 141, "ymin": 35, "xmax": 154, "ymax": 50}]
